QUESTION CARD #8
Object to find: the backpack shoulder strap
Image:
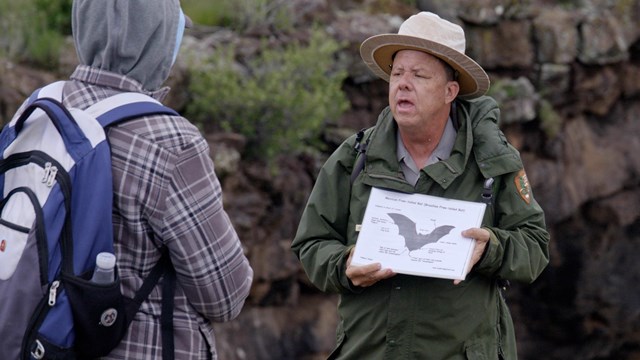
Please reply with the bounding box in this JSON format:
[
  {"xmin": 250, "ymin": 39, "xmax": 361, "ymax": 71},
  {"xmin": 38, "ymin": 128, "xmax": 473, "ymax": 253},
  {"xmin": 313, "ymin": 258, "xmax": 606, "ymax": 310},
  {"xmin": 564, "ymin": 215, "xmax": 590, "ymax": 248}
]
[
  {"xmin": 350, "ymin": 127, "xmax": 374, "ymax": 185},
  {"xmin": 85, "ymin": 92, "xmax": 179, "ymax": 128},
  {"xmin": 12, "ymin": 94, "xmax": 95, "ymax": 163},
  {"xmin": 23, "ymin": 82, "xmax": 179, "ymax": 129},
  {"xmin": 87, "ymin": 93, "xmax": 179, "ymax": 359},
  {"xmin": 123, "ymin": 250, "xmax": 176, "ymax": 360}
]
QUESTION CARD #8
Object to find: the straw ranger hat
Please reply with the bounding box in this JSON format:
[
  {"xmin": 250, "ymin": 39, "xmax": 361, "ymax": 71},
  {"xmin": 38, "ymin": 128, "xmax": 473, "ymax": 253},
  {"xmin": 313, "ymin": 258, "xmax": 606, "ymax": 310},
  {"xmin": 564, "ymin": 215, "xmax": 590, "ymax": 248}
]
[{"xmin": 360, "ymin": 12, "xmax": 490, "ymax": 99}]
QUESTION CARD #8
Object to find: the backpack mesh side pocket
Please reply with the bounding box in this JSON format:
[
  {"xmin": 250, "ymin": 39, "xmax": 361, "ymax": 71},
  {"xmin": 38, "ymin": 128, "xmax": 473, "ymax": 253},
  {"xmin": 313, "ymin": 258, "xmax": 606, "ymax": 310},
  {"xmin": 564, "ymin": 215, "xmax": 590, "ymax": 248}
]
[{"xmin": 61, "ymin": 271, "xmax": 129, "ymax": 358}]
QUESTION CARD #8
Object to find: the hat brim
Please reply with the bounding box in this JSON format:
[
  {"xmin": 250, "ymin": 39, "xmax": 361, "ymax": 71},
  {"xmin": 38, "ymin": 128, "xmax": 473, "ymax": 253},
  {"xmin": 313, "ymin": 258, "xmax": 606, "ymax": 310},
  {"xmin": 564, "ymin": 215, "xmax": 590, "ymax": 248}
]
[{"xmin": 360, "ymin": 34, "xmax": 490, "ymax": 99}]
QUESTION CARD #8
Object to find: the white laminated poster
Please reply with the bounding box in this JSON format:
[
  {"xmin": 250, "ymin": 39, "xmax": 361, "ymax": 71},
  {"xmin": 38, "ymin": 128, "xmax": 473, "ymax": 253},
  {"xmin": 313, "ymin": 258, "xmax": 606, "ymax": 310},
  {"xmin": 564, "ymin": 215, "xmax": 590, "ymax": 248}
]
[{"xmin": 351, "ymin": 187, "xmax": 487, "ymax": 280}]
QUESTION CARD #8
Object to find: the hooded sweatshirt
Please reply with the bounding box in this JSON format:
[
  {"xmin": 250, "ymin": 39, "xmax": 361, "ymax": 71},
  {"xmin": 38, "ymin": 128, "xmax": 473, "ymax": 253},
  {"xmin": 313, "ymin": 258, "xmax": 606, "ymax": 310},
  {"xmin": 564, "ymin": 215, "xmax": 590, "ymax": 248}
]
[{"xmin": 72, "ymin": 0, "xmax": 181, "ymax": 91}]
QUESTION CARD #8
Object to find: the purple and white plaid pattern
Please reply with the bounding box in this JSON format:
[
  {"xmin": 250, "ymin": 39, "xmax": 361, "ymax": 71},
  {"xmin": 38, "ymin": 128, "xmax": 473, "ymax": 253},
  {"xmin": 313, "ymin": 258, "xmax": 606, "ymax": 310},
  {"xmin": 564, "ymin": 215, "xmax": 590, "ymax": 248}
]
[{"xmin": 63, "ymin": 65, "xmax": 253, "ymax": 359}]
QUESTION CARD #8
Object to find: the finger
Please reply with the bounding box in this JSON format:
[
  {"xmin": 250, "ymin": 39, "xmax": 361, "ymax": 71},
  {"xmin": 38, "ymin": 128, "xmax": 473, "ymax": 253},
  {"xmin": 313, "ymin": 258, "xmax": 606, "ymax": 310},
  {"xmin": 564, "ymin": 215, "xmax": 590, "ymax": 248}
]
[
  {"xmin": 376, "ymin": 268, "xmax": 395, "ymax": 280},
  {"xmin": 461, "ymin": 228, "xmax": 481, "ymax": 238},
  {"xmin": 355, "ymin": 262, "xmax": 383, "ymax": 275},
  {"xmin": 346, "ymin": 262, "xmax": 381, "ymax": 280},
  {"xmin": 347, "ymin": 265, "xmax": 394, "ymax": 287},
  {"xmin": 462, "ymin": 227, "xmax": 490, "ymax": 242},
  {"xmin": 360, "ymin": 268, "xmax": 395, "ymax": 287}
]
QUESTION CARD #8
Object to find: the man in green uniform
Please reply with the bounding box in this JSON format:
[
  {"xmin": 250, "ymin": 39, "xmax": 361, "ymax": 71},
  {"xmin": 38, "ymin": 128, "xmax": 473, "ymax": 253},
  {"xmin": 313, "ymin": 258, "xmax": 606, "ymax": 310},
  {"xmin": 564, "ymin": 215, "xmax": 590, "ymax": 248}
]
[{"xmin": 292, "ymin": 11, "xmax": 550, "ymax": 359}]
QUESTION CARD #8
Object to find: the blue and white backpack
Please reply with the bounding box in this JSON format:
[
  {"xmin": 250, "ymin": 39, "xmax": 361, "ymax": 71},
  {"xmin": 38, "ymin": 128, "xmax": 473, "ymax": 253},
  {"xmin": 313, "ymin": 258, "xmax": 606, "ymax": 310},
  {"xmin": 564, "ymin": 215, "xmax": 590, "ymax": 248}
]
[{"xmin": 0, "ymin": 81, "xmax": 178, "ymax": 359}]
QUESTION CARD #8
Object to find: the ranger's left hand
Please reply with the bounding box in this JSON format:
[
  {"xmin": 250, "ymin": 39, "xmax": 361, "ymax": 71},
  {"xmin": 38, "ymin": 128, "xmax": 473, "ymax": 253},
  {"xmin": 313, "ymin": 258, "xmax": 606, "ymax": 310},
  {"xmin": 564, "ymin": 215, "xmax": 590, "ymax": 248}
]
[{"xmin": 454, "ymin": 227, "xmax": 490, "ymax": 285}]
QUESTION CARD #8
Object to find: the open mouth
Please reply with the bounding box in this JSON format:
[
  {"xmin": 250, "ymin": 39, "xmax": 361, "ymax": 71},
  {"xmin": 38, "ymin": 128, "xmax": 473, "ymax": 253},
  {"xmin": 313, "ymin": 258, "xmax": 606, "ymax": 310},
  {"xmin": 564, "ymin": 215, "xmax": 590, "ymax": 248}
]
[{"xmin": 397, "ymin": 99, "xmax": 414, "ymax": 109}]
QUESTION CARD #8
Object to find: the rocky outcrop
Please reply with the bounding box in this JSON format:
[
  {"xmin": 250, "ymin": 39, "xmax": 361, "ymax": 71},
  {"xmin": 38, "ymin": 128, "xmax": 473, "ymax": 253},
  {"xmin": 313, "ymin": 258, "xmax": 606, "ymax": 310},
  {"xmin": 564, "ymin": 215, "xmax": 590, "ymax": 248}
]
[{"xmin": 1, "ymin": 0, "xmax": 639, "ymax": 359}]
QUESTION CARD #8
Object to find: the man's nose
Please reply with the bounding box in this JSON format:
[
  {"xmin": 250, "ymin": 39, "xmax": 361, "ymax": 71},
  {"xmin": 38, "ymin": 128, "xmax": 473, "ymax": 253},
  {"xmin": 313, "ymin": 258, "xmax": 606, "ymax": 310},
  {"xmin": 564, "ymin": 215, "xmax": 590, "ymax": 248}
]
[{"xmin": 396, "ymin": 73, "xmax": 412, "ymax": 90}]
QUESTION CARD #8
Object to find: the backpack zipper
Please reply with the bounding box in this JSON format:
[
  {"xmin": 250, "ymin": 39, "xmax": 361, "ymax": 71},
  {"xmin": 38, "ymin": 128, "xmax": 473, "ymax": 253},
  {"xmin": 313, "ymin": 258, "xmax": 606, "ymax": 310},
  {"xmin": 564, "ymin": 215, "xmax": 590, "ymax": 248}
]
[
  {"xmin": 0, "ymin": 150, "xmax": 72, "ymax": 283},
  {"xmin": 48, "ymin": 280, "xmax": 61, "ymax": 306},
  {"xmin": 0, "ymin": 150, "xmax": 71, "ymax": 198},
  {"xmin": 20, "ymin": 279, "xmax": 63, "ymax": 360},
  {"xmin": 0, "ymin": 186, "xmax": 47, "ymax": 285}
]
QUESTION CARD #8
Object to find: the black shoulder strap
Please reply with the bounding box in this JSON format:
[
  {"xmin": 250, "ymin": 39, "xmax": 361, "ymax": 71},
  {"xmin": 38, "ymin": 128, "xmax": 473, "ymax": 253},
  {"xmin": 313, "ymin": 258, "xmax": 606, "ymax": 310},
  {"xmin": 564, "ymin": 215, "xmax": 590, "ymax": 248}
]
[
  {"xmin": 350, "ymin": 128, "xmax": 372, "ymax": 184},
  {"xmin": 481, "ymin": 177, "xmax": 495, "ymax": 208},
  {"xmin": 481, "ymin": 177, "xmax": 511, "ymax": 291},
  {"xmin": 124, "ymin": 250, "xmax": 175, "ymax": 359},
  {"xmin": 161, "ymin": 261, "xmax": 176, "ymax": 360},
  {"xmin": 451, "ymin": 100, "xmax": 460, "ymax": 131}
]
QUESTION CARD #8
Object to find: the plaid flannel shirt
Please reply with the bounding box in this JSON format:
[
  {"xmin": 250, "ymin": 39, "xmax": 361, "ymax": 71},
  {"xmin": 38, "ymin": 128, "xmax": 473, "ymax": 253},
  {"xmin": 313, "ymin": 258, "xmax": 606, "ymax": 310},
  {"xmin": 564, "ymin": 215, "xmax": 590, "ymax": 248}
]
[{"xmin": 61, "ymin": 65, "xmax": 253, "ymax": 359}]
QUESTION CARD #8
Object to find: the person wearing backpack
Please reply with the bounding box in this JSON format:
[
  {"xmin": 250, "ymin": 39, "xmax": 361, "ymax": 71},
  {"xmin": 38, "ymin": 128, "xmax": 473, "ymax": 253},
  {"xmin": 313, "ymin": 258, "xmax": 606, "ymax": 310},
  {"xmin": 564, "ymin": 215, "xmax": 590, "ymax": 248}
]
[
  {"xmin": 12, "ymin": 0, "xmax": 254, "ymax": 358},
  {"xmin": 291, "ymin": 12, "xmax": 550, "ymax": 359}
]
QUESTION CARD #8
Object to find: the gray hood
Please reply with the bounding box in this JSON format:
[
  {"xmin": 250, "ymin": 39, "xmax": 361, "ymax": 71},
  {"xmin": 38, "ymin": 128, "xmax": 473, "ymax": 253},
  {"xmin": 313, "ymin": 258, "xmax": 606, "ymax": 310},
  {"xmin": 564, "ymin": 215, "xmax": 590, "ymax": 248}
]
[{"xmin": 72, "ymin": 0, "xmax": 181, "ymax": 91}]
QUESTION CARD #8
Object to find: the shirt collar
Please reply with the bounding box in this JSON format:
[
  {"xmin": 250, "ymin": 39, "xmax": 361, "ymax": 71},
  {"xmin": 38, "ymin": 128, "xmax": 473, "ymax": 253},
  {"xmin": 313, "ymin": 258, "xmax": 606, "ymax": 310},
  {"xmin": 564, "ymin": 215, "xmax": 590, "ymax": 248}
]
[
  {"xmin": 396, "ymin": 117, "xmax": 457, "ymax": 168},
  {"xmin": 70, "ymin": 65, "xmax": 170, "ymax": 101}
]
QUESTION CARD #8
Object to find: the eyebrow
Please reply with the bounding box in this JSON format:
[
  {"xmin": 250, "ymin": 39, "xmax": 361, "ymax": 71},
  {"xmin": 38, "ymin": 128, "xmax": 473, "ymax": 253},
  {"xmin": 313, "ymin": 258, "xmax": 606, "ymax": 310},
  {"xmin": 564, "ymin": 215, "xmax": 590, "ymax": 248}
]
[{"xmin": 391, "ymin": 65, "xmax": 429, "ymax": 74}]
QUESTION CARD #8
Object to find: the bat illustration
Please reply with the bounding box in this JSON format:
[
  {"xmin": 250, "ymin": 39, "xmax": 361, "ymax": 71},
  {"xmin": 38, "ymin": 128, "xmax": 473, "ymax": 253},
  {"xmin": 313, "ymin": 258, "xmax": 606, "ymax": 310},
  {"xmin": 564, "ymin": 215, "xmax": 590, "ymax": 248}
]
[{"xmin": 387, "ymin": 213, "xmax": 454, "ymax": 256}]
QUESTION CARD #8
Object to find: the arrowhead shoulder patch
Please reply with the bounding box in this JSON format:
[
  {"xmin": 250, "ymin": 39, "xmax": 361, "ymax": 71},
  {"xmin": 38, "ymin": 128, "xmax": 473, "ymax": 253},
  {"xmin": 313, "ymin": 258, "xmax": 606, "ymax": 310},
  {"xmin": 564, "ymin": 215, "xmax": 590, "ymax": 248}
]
[{"xmin": 514, "ymin": 169, "xmax": 531, "ymax": 204}]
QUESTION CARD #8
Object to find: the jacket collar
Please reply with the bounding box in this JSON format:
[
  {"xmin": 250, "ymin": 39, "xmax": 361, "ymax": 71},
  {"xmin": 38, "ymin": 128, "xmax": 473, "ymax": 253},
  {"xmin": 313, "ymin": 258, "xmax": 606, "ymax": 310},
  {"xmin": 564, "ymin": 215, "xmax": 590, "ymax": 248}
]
[
  {"xmin": 362, "ymin": 106, "xmax": 471, "ymax": 191},
  {"xmin": 361, "ymin": 97, "xmax": 522, "ymax": 191}
]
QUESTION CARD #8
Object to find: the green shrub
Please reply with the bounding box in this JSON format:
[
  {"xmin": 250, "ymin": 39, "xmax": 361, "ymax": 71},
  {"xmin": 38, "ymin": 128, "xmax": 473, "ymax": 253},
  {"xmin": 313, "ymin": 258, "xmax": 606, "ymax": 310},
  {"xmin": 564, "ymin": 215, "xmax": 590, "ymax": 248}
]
[
  {"xmin": 230, "ymin": 0, "xmax": 293, "ymax": 32},
  {"xmin": 180, "ymin": 0, "xmax": 235, "ymax": 28},
  {"xmin": 182, "ymin": 0, "xmax": 293, "ymax": 32},
  {"xmin": 0, "ymin": 2, "xmax": 25, "ymax": 58},
  {"xmin": 33, "ymin": 0, "xmax": 72, "ymax": 36},
  {"xmin": 0, "ymin": 0, "xmax": 71, "ymax": 69},
  {"xmin": 187, "ymin": 27, "xmax": 349, "ymax": 162}
]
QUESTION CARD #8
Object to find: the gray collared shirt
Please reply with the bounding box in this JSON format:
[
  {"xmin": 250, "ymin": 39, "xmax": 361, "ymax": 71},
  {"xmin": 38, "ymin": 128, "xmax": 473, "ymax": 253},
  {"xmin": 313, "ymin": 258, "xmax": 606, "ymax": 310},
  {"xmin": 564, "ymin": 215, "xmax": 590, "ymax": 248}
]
[
  {"xmin": 397, "ymin": 117, "xmax": 457, "ymax": 186},
  {"xmin": 51, "ymin": 65, "xmax": 254, "ymax": 359}
]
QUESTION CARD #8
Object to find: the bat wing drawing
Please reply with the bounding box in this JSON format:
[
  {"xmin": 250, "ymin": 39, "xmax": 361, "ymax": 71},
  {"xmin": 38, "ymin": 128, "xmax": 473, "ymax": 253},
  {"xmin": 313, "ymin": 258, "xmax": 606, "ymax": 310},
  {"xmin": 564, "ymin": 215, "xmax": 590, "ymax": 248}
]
[{"xmin": 387, "ymin": 213, "xmax": 455, "ymax": 255}]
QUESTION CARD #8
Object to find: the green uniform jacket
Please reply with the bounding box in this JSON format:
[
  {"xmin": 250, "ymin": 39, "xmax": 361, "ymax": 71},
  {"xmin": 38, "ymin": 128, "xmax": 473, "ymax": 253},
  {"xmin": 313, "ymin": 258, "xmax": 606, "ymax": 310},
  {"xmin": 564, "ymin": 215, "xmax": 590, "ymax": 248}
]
[{"xmin": 291, "ymin": 96, "xmax": 550, "ymax": 360}]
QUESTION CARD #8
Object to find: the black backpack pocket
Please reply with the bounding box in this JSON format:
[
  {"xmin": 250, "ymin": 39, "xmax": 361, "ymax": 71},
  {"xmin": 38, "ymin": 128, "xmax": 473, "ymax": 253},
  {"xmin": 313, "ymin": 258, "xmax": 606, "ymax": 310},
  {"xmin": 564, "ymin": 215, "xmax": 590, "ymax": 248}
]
[{"xmin": 61, "ymin": 271, "xmax": 129, "ymax": 358}]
